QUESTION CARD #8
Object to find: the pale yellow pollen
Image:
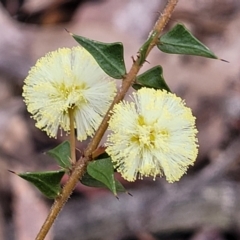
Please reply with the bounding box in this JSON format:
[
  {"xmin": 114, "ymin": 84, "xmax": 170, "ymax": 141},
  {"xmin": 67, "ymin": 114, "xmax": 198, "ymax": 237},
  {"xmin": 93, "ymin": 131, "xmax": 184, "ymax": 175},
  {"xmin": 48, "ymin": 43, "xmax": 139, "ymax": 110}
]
[
  {"xmin": 131, "ymin": 116, "xmax": 157, "ymax": 150},
  {"xmin": 138, "ymin": 115, "xmax": 145, "ymax": 126},
  {"xmin": 159, "ymin": 129, "xmax": 170, "ymax": 138}
]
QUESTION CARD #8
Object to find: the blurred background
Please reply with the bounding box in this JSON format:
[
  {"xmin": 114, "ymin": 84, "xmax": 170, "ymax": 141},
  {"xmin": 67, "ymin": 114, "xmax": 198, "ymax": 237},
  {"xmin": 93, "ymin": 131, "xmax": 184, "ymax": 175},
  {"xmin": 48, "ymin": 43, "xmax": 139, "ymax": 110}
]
[{"xmin": 1, "ymin": 0, "xmax": 240, "ymax": 239}]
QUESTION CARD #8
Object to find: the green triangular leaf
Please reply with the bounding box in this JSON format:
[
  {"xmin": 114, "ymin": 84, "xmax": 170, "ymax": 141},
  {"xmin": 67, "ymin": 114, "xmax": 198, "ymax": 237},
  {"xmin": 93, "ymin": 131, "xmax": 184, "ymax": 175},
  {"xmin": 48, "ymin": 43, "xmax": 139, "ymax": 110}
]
[
  {"xmin": 81, "ymin": 172, "xmax": 108, "ymax": 188},
  {"xmin": 72, "ymin": 34, "xmax": 126, "ymax": 79},
  {"xmin": 158, "ymin": 23, "xmax": 218, "ymax": 59},
  {"xmin": 133, "ymin": 66, "xmax": 171, "ymax": 92},
  {"xmin": 114, "ymin": 179, "xmax": 127, "ymax": 193},
  {"xmin": 86, "ymin": 158, "xmax": 120, "ymax": 196},
  {"xmin": 81, "ymin": 171, "xmax": 126, "ymax": 193},
  {"xmin": 47, "ymin": 141, "xmax": 71, "ymax": 169},
  {"xmin": 138, "ymin": 30, "xmax": 157, "ymax": 65},
  {"xmin": 17, "ymin": 170, "xmax": 65, "ymax": 199}
]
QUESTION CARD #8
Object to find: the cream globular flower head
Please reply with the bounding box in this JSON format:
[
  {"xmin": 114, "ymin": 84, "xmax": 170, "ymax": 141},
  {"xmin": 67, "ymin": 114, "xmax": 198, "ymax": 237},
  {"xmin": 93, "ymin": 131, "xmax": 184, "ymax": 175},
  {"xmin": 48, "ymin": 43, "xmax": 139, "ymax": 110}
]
[
  {"xmin": 106, "ymin": 87, "xmax": 198, "ymax": 183},
  {"xmin": 23, "ymin": 47, "xmax": 116, "ymax": 141}
]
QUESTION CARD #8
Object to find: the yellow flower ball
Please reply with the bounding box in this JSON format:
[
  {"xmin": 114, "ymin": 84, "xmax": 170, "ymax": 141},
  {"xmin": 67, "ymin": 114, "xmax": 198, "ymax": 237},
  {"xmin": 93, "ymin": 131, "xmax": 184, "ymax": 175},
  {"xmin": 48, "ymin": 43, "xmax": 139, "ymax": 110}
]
[
  {"xmin": 23, "ymin": 47, "xmax": 116, "ymax": 141},
  {"xmin": 106, "ymin": 87, "xmax": 198, "ymax": 183}
]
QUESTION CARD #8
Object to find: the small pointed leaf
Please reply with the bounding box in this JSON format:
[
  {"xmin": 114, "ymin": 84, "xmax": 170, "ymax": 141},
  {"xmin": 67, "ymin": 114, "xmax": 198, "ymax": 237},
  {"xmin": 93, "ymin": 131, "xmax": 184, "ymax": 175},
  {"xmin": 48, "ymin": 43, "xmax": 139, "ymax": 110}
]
[
  {"xmin": 87, "ymin": 158, "xmax": 119, "ymax": 196},
  {"xmin": 138, "ymin": 30, "xmax": 157, "ymax": 65},
  {"xmin": 18, "ymin": 170, "xmax": 65, "ymax": 199},
  {"xmin": 81, "ymin": 172, "xmax": 108, "ymax": 188},
  {"xmin": 72, "ymin": 34, "xmax": 126, "ymax": 79},
  {"xmin": 133, "ymin": 66, "xmax": 171, "ymax": 92},
  {"xmin": 158, "ymin": 24, "xmax": 218, "ymax": 59},
  {"xmin": 114, "ymin": 179, "xmax": 127, "ymax": 193},
  {"xmin": 81, "ymin": 172, "xmax": 126, "ymax": 193},
  {"xmin": 47, "ymin": 141, "xmax": 71, "ymax": 169}
]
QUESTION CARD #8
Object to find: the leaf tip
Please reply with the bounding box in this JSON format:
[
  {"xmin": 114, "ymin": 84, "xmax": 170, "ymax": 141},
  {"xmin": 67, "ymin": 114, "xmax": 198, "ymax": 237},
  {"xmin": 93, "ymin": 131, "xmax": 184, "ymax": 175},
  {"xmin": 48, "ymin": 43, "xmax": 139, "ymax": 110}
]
[
  {"xmin": 219, "ymin": 58, "xmax": 229, "ymax": 63},
  {"xmin": 127, "ymin": 192, "xmax": 133, "ymax": 197},
  {"xmin": 8, "ymin": 170, "xmax": 17, "ymax": 174},
  {"xmin": 64, "ymin": 28, "xmax": 73, "ymax": 36}
]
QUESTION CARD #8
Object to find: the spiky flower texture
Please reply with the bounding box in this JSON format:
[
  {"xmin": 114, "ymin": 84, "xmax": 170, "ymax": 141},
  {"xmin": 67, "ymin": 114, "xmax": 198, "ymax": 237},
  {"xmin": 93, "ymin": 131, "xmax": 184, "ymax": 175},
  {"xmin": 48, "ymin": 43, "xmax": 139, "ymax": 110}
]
[
  {"xmin": 106, "ymin": 88, "xmax": 198, "ymax": 183},
  {"xmin": 23, "ymin": 47, "xmax": 116, "ymax": 141}
]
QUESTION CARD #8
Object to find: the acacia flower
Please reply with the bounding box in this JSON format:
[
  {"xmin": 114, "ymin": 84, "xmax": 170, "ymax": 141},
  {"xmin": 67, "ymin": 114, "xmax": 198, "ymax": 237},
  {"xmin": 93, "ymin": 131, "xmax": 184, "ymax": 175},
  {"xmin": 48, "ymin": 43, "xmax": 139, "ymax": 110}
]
[
  {"xmin": 106, "ymin": 88, "xmax": 198, "ymax": 183},
  {"xmin": 23, "ymin": 47, "xmax": 116, "ymax": 141}
]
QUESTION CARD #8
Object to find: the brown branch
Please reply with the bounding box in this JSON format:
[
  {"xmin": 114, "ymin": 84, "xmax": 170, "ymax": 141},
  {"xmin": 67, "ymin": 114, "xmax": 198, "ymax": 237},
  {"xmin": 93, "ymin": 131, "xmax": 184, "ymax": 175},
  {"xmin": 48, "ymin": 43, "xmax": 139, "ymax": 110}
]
[
  {"xmin": 69, "ymin": 108, "xmax": 76, "ymax": 165},
  {"xmin": 35, "ymin": 1, "xmax": 179, "ymax": 239}
]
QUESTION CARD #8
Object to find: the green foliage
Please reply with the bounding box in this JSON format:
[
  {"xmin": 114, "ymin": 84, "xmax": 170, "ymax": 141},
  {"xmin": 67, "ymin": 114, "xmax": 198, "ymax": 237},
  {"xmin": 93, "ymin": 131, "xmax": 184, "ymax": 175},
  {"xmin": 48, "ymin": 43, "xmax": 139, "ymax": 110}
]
[
  {"xmin": 84, "ymin": 158, "xmax": 126, "ymax": 196},
  {"xmin": 158, "ymin": 23, "xmax": 218, "ymax": 59},
  {"xmin": 47, "ymin": 141, "xmax": 72, "ymax": 169},
  {"xmin": 11, "ymin": 140, "xmax": 127, "ymax": 199},
  {"xmin": 17, "ymin": 170, "xmax": 65, "ymax": 199},
  {"xmin": 138, "ymin": 30, "xmax": 157, "ymax": 65},
  {"xmin": 133, "ymin": 66, "xmax": 171, "ymax": 91},
  {"xmin": 81, "ymin": 171, "xmax": 126, "ymax": 193},
  {"xmin": 72, "ymin": 34, "xmax": 126, "ymax": 79},
  {"xmin": 81, "ymin": 172, "xmax": 109, "ymax": 188}
]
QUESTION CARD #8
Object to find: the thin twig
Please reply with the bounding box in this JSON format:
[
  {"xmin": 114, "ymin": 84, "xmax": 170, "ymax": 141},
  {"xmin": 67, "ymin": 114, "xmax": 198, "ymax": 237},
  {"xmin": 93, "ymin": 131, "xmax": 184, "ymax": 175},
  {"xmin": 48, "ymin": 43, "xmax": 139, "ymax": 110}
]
[
  {"xmin": 69, "ymin": 108, "xmax": 76, "ymax": 164},
  {"xmin": 35, "ymin": 1, "xmax": 179, "ymax": 239}
]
